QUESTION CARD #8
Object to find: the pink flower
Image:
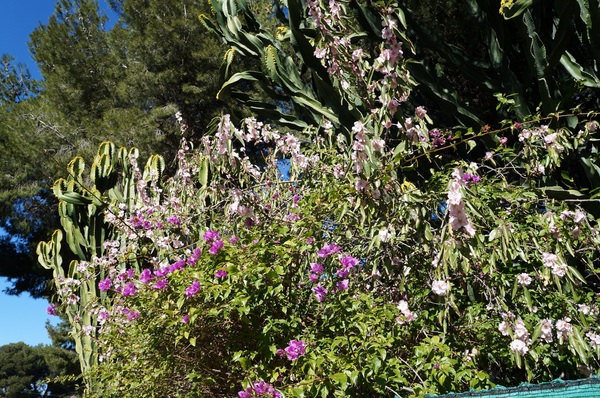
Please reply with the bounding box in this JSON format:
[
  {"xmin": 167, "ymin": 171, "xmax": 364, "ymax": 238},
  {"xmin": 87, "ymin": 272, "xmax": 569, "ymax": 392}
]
[
  {"xmin": 98, "ymin": 278, "xmax": 112, "ymax": 292},
  {"xmin": 139, "ymin": 269, "xmax": 154, "ymax": 284},
  {"xmin": 283, "ymin": 339, "xmax": 307, "ymax": 360},
  {"xmin": 203, "ymin": 229, "xmax": 220, "ymax": 242},
  {"xmin": 310, "ymin": 263, "xmax": 324, "ymax": 274},
  {"xmin": 123, "ymin": 308, "xmax": 140, "ymax": 321},
  {"xmin": 431, "ymin": 280, "xmax": 449, "ymax": 296},
  {"xmin": 184, "ymin": 281, "xmax": 201, "ymax": 298},
  {"xmin": 215, "ymin": 269, "xmax": 228, "ymax": 279},
  {"xmin": 312, "ymin": 284, "xmax": 328, "ymax": 302},
  {"xmin": 46, "ymin": 304, "xmax": 58, "ymax": 316},
  {"xmin": 167, "ymin": 215, "xmax": 181, "ymax": 225},
  {"xmin": 336, "ymin": 279, "xmax": 349, "ymax": 291},
  {"xmin": 209, "ymin": 239, "xmax": 224, "ymax": 255},
  {"xmin": 152, "ymin": 278, "xmax": 168, "ymax": 290},
  {"xmin": 122, "ymin": 282, "xmax": 137, "ymax": 297},
  {"xmin": 317, "ymin": 242, "xmax": 341, "ymax": 258}
]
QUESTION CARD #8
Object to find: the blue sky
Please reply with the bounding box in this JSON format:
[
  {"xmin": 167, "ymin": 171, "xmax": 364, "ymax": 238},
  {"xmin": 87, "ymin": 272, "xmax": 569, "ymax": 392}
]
[
  {"xmin": 0, "ymin": 1, "xmax": 58, "ymax": 348},
  {"xmin": 1, "ymin": 1, "xmax": 57, "ymax": 79},
  {"xmin": 0, "ymin": 0, "xmax": 114, "ymax": 347}
]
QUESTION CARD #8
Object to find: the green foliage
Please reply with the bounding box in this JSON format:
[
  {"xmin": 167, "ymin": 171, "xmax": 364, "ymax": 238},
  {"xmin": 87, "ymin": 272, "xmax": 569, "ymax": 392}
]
[
  {"xmin": 0, "ymin": 54, "xmax": 38, "ymax": 105},
  {"xmin": 0, "ymin": 343, "xmax": 46, "ymax": 398},
  {"xmin": 403, "ymin": 0, "xmax": 600, "ymax": 125},
  {"xmin": 0, "ymin": 340, "xmax": 78, "ymax": 398},
  {"xmin": 36, "ymin": 1, "xmax": 600, "ymax": 397}
]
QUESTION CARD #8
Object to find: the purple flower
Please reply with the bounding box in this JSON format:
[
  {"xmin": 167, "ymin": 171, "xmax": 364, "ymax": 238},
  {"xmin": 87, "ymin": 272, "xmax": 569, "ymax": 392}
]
[
  {"xmin": 182, "ymin": 315, "xmax": 190, "ymax": 324},
  {"xmin": 139, "ymin": 269, "xmax": 154, "ymax": 284},
  {"xmin": 317, "ymin": 242, "xmax": 341, "ymax": 258},
  {"xmin": 283, "ymin": 339, "xmax": 307, "ymax": 361},
  {"xmin": 187, "ymin": 248, "xmax": 202, "ymax": 266},
  {"xmin": 307, "ymin": 237, "xmax": 315, "ymax": 244},
  {"xmin": 170, "ymin": 259, "xmax": 186, "ymax": 272},
  {"xmin": 215, "ymin": 269, "xmax": 228, "ymax": 279},
  {"xmin": 336, "ymin": 279, "xmax": 349, "ymax": 291},
  {"xmin": 292, "ymin": 194, "xmax": 301, "ymax": 204},
  {"xmin": 184, "ymin": 281, "xmax": 201, "ymax": 298},
  {"xmin": 122, "ymin": 308, "xmax": 140, "ymax": 321},
  {"xmin": 312, "ymin": 284, "xmax": 328, "ymax": 302},
  {"xmin": 122, "ymin": 282, "xmax": 137, "ymax": 297},
  {"xmin": 339, "ymin": 255, "xmax": 359, "ymax": 269},
  {"xmin": 239, "ymin": 381, "xmax": 282, "ymax": 398},
  {"xmin": 229, "ymin": 236, "xmax": 239, "ymax": 244},
  {"xmin": 309, "ymin": 273, "xmax": 319, "ymax": 282},
  {"xmin": 310, "ymin": 263, "xmax": 324, "ymax": 274},
  {"xmin": 203, "ymin": 229, "xmax": 220, "ymax": 242},
  {"xmin": 337, "ymin": 268, "xmax": 350, "ymax": 278},
  {"xmin": 167, "ymin": 215, "xmax": 181, "ymax": 225},
  {"xmin": 98, "ymin": 278, "xmax": 112, "ymax": 292},
  {"xmin": 209, "ymin": 239, "xmax": 224, "ymax": 255},
  {"xmin": 46, "ymin": 304, "xmax": 58, "ymax": 316},
  {"xmin": 152, "ymin": 278, "xmax": 168, "ymax": 290}
]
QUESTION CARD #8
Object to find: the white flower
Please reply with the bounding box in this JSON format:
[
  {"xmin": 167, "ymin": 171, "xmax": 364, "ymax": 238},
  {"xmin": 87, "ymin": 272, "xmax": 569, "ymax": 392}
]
[
  {"xmin": 574, "ymin": 210, "xmax": 586, "ymax": 224},
  {"xmin": 540, "ymin": 319, "xmax": 553, "ymax": 342},
  {"xmin": 514, "ymin": 319, "xmax": 530, "ymax": 340},
  {"xmin": 578, "ymin": 304, "xmax": 591, "ymax": 315},
  {"xmin": 431, "ymin": 280, "xmax": 450, "ymax": 296},
  {"xmin": 517, "ymin": 273, "xmax": 532, "ymax": 286},
  {"xmin": 551, "ymin": 263, "xmax": 567, "ymax": 277},
  {"xmin": 498, "ymin": 321, "xmax": 509, "ymax": 336},
  {"xmin": 378, "ymin": 228, "xmax": 392, "ymax": 242},
  {"xmin": 586, "ymin": 331, "xmax": 600, "ymax": 348},
  {"xmin": 556, "ymin": 318, "xmax": 574, "ymax": 339},
  {"xmin": 542, "ymin": 252, "xmax": 559, "ymax": 268},
  {"xmin": 510, "ymin": 339, "xmax": 529, "ymax": 355},
  {"xmin": 397, "ymin": 300, "xmax": 409, "ymax": 312}
]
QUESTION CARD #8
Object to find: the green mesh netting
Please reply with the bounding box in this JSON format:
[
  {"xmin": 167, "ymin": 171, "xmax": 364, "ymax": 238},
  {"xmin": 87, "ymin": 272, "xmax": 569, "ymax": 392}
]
[{"xmin": 432, "ymin": 377, "xmax": 600, "ymax": 397}]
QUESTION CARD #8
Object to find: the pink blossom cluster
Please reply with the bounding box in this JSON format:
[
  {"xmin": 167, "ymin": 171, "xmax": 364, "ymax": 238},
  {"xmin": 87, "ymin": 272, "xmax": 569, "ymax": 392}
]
[
  {"xmin": 560, "ymin": 209, "xmax": 587, "ymax": 238},
  {"xmin": 447, "ymin": 169, "xmax": 476, "ymax": 237},
  {"xmin": 541, "ymin": 252, "xmax": 567, "ymax": 277},
  {"xmin": 396, "ymin": 300, "xmax": 417, "ymax": 324},
  {"xmin": 238, "ymin": 381, "xmax": 282, "ymax": 398},
  {"xmin": 431, "ymin": 280, "xmax": 450, "ymax": 296},
  {"xmin": 555, "ymin": 318, "xmax": 574, "ymax": 340},
  {"xmin": 499, "ymin": 316, "xmax": 531, "ymax": 356},
  {"xmin": 310, "ymin": 243, "xmax": 360, "ymax": 301},
  {"xmin": 586, "ymin": 331, "xmax": 600, "ymax": 348},
  {"xmin": 277, "ymin": 339, "xmax": 307, "ymax": 361},
  {"xmin": 351, "ymin": 121, "xmax": 367, "ymax": 174},
  {"xmin": 307, "ymin": 0, "xmax": 412, "ymax": 131},
  {"xmin": 518, "ymin": 125, "xmax": 564, "ymax": 153}
]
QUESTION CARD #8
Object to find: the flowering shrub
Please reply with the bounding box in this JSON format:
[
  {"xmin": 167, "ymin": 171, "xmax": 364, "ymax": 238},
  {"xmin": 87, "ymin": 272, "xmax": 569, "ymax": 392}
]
[{"xmin": 39, "ymin": 1, "xmax": 600, "ymax": 397}]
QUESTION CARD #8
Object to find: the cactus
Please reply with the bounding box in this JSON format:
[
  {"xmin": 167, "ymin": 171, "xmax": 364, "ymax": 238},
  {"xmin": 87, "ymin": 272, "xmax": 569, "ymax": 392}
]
[{"xmin": 37, "ymin": 142, "xmax": 164, "ymax": 394}]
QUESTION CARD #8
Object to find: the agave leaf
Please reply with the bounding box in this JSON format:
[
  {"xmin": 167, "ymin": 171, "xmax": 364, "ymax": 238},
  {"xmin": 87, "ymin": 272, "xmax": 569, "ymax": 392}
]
[{"xmin": 502, "ymin": 0, "xmax": 534, "ymax": 19}]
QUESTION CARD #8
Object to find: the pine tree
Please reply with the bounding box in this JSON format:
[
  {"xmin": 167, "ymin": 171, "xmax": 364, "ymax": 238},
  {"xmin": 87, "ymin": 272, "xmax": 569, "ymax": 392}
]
[{"xmin": 1, "ymin": 0, "xmax": 234, "ymax": 297}]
